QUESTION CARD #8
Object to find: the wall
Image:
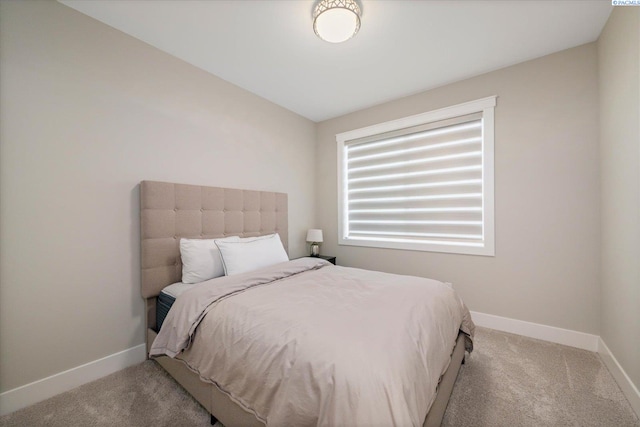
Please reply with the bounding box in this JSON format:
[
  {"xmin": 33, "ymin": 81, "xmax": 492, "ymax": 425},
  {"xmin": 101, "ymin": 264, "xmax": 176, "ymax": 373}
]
[
  {"xmin": 598, "ymin": 7, "xmax": 640, "ymax": 393},
  {"xmin": 317, "ymin": 44, "xmax": 601, "ymax": 335},
  {"xmin": 0, "ymin": 0, "xmax": 316, "ymax": 393}
]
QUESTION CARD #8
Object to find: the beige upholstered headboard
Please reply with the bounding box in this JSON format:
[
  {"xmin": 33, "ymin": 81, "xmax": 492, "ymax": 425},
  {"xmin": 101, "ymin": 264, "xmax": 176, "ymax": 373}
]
[{"xmin": 140, "ymin": 180, "xmax": 288, "ymax": 328}]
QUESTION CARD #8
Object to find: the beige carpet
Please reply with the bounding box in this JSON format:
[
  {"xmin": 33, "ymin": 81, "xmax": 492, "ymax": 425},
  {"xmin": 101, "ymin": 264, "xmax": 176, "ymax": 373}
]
[{"xmin": 1, "ymin": 327, "xmax": 638, "ymax": 427}]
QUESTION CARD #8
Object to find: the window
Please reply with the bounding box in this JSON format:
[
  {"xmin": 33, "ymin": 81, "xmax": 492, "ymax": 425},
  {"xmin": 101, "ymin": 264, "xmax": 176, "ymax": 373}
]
[{"xmin": 337, "ymin": 96, "xmax": 496, "ymax": 256}]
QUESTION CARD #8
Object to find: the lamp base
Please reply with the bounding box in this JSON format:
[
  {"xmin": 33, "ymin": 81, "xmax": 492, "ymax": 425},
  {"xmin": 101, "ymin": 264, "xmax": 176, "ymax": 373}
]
[{"xmin": 310, "ymin": 243, "xmax": 320, "ymax": 257}]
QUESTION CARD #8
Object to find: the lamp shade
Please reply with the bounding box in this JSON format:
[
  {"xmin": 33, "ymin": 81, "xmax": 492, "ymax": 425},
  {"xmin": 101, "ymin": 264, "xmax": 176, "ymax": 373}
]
[
  {"xmin": 306, "ymin": 229, "xmax": 324, "ymax": 243},
  {"xmin": 313, "ymin": 0, "xmax": 361, "ymax": 44}
]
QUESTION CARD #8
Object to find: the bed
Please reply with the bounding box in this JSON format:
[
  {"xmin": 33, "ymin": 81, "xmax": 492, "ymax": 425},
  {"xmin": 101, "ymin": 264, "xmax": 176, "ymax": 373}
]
[{"xmin": 140, "ymin": 180, "xmax": 474, "ymax": 427}]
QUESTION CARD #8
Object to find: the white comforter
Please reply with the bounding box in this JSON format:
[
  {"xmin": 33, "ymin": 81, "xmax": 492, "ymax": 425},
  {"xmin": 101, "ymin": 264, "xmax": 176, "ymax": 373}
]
[{"xmin": 150, "ymin": 258, "xmax": 474, "ymax": 427}]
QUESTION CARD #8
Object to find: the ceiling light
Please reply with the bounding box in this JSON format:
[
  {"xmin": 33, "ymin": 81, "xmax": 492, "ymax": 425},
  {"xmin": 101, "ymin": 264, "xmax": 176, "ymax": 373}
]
[{"xmin": 313, "ymin": 0, "xmax": 361, "ymax": 43}]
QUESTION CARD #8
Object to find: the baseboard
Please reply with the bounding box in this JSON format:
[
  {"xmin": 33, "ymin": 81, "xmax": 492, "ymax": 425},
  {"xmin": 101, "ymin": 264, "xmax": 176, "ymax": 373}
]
[
  {"xmin": 0, "ymin": 343, "xmax": 146, "ymax": 416},
  {"xmin": 470, "ymin": 311, "xmax": 599, "ymax": 351},
  {"xmin": 2, "ymin": 321, "xmax": 637, "ymax": 420},
  {"xmin": 598, "ymin": 338, "xmax": 640, "ymax": 418}
]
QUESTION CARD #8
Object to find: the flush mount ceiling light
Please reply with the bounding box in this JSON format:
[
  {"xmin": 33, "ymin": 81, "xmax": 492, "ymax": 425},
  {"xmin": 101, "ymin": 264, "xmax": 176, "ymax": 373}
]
[{"xmin": 313, "ymin": 0, "xmax": 361, "ymax": 43}]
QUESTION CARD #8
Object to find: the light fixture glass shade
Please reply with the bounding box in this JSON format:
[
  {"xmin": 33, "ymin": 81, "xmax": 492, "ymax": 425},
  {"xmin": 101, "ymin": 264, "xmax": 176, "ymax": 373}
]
[
  {"xmin": 306, "ymin": 229, "xmax": 324, "ymax": 243},
  {"xmin": 313, "ymin": 0, "xmax": 361, "ymax": 43}
]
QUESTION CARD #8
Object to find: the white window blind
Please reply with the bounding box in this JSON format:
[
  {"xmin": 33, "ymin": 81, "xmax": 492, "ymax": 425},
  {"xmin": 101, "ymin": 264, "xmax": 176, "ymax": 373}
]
[{"xmin": 337, "ymin": 97, "xmax": 495, "ymax": 256}]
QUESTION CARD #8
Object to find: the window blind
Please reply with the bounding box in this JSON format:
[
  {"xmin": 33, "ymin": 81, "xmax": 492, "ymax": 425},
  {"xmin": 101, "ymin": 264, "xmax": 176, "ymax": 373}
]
[{"xmin": 344, "ymin": 113, "xmax": 486, "ymax": 249}]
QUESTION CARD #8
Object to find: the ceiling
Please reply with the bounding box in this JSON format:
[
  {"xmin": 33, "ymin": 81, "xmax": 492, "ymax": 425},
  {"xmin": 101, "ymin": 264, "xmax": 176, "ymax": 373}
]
[{"xmin": 59, "ymin": 1, "xmax": 612, "ymax": 122}]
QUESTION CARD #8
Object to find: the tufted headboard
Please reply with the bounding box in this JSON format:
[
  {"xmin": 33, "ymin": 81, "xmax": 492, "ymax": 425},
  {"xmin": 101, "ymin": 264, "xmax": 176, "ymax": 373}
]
[{"xmin": 140, "ymin": 180, "xmax": 288, "ymax": 329}]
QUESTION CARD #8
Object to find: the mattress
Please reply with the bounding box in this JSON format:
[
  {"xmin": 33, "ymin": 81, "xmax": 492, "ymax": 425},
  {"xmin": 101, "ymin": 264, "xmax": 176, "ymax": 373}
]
[{"xmin": 156, "ymin": 282, "xmax": 193, "ymax": 332}]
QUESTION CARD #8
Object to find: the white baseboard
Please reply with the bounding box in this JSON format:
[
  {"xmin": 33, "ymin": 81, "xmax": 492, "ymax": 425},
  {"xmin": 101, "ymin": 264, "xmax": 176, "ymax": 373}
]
[
  {"xmin": 470, "ymin": 311, "xmax": 600, "ymax": 351},
  {"xmin": 598, "ymin": 338, "xmax": 640, "ymax": 418},
  {"xmin": 0, "ymin": 343, "xmax": 146, "ymax": 417},
  {"xmin": 2, "ymin": 318, "xmax": 638, "ymax": 421}
]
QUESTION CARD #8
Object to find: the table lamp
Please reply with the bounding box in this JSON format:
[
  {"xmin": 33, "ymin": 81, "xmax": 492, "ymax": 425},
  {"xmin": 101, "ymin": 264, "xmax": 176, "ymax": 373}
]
[{"xmin": 306, "ymin": 229, "xmax": 323, "ymax": 256}]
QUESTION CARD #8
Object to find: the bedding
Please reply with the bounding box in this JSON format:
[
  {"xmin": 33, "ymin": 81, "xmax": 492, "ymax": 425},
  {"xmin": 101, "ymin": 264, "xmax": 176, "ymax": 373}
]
[{"xmin": 150, "ymin": 257, "xmax": 474, "ymax": 427}]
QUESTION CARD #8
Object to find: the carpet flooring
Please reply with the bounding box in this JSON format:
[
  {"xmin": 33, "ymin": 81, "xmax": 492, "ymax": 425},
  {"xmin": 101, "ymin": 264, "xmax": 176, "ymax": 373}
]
[{"xmin": 1, "ymin": 327, "xmax": 638, "ymax": 427}]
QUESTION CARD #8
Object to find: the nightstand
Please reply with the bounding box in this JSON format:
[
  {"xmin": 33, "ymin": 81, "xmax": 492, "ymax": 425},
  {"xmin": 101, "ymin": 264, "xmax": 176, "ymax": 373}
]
[{"xmin": 310, "ymin": 255, "xmax": 336, "ymax": 265}]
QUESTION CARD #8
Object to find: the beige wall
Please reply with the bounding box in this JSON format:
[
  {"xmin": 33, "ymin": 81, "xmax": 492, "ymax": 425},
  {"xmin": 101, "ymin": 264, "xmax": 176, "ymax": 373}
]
[
  {"xmin": 317, "ymin": 44, "xmax": 601, "ymax": 335},
  {"xmin": 598, "ymin": 7, "xmax": 640, "ymax": 390},
  {"xmin": 0, "ymin": 0, "xmax": 316, "ymax": 392}
]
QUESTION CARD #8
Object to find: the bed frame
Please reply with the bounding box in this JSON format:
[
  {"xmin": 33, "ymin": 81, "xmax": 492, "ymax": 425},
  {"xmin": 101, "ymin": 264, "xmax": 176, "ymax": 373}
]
[{"xmin": 140, "ymin": 180, "xmax": 465, "ymax": 427}]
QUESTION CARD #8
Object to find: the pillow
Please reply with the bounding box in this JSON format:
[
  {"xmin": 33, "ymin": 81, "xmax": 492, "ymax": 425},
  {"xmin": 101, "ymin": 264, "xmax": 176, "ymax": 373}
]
[
  {"xmin": 215, "ymin": 233, "xmax": 289, "ymax": 276},
  {"xmin": 180, "ymin": 236, "xmax": 239, "ymax": 284},
  {"xmin": 236, "ymin": 234, "xmax": 273, "ymax": 242}
]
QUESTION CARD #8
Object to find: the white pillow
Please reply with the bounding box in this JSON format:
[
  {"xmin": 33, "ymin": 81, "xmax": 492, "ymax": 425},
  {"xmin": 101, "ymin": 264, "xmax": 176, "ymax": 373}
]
[
  {"xmin": 236, "ymin": 234, "xmax": 273, "ymax": 242},
  {"xmin": 215, "ymin": 233, "xmax": 289, "ymax": 276},
  {"xmin": 180, "ymin": 236, "xmax": 239, "ymax": 284}
]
